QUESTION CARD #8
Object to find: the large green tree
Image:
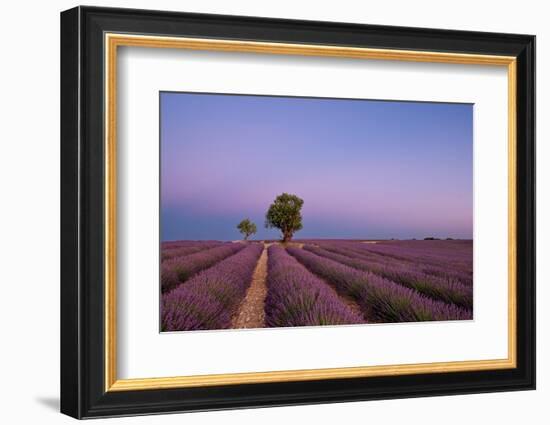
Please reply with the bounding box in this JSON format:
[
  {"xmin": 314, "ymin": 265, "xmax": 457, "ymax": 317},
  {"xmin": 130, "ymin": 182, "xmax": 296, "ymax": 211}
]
[
  {"xmin": 265, "ymin": 193, "xmax": 304, "ymax": 242},
  {"xmin": 236, "ymin": 218, "xmax": 257, "ymax": 241}
]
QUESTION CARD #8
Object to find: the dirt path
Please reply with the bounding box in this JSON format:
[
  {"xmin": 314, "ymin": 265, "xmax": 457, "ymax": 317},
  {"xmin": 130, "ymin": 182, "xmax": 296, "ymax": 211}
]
[
  {"xmin": 232, "ymin": 246, "xmax": 268, "ymax": 329},
  {"xmin": 314, "ymin": 274, "xmax": 365, "ymax": 321},
  {"xmin": 339, "ymin": 292, "xmax": 365, "ymax": 321}
]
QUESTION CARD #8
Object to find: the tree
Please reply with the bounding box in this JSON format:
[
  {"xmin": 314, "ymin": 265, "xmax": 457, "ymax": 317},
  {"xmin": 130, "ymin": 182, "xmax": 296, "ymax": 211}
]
[
  {"xmin": 265, "ymin": 193, "xmax": 304, "ymax": 242},
  {"xmin": 237, "ymin": 218, "xmax": 257, "ymax": 240}
]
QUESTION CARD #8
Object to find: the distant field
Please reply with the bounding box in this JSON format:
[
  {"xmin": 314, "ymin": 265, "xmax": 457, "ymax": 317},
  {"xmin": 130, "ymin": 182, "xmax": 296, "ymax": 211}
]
[{"xmin": 160, "ymin": 239, "xmax": 473, "ymax": 332}]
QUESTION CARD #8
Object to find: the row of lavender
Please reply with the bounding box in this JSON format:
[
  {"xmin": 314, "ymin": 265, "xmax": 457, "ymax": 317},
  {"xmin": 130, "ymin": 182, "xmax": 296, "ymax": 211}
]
[
  {"xmin": 308, "ymin": 239, "xmax": 473, "ymax": 284},
  {"xmin": 161, "ymin": 242, "xmax": 244, "ymax": 292},
  {"xmin": 264, "ymin": 240, "xmax": 471, "ymax": 327},
  {"xmin": 285, "ymin": 247, "xmax": 471, "ymax": 322},
  {"xmin": 303, "ymin": 245, "xmax": 472, "ymax": 309},
  {"xmin": 265, "ymin": 245, "xmax": 364, "ymax": 327},
  {"xmin": 161, "ymin": 243, "xmax": 367, "ymax": 331},
  {"xmin": 161, "ymin": 240, "xmax": 224, "ymax": 250},
  {"xmin": 160, "ymin": 239, "xmax": 473, "ymax": 332},
  {"xmin": 162, "ymin": 243, "xmax": 263, "ymax": 331},
  {"xmin": 161, "ymin": 242, "xmax": 223, "ymax": 262}
]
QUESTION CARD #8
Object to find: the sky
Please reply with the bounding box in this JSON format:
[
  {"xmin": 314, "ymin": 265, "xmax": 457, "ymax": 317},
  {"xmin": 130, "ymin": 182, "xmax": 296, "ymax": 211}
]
[{"xmin": 160, "ymin": 92, "xmax": 473, "ymax": 241}]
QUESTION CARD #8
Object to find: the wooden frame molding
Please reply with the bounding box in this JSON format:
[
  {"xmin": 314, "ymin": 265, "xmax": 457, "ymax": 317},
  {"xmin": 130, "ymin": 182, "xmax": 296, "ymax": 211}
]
[{"xmin": 103, "ymin": 33, "xmax": 518, "ymax": 392}]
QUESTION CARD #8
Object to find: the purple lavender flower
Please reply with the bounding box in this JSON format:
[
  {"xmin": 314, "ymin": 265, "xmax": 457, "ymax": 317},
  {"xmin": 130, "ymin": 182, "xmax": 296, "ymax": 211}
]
[
  {"xmin": 161, "ymin": 243, "xmax": 246, "ymax": 292},
  {"xmin": 161, "ymin": 244, "xmax": 263, "ymax": 331},
  {"xmin": 314, "ymin": 240, "xmax": 473, "ymax": 286},
  {"xmin": 304, "ymin": 245, "xmax": 472, "ymax": 310},
  {"xmin": 266, "ymin": 245, "xmax": 364, "ymax": 327},
  {"xmin": 287, "ymin": 247, "xmax": 471, "ymax": 323},
  {"xmin": 161, "ymin": 244, "xmax": 223, "ymax": 262}
]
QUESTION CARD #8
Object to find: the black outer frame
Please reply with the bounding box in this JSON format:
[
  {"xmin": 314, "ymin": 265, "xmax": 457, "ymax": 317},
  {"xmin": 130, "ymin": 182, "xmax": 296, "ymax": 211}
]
[{"xmin": 60, "ymin": 5, "xmax": 536, "ymax": 419}]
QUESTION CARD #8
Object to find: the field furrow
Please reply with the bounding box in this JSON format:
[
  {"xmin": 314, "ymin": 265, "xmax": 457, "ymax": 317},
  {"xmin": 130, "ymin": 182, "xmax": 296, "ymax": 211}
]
[
  {"xmin": 265, "ymin": 245, "xmax": 364, "ymax": 327},
  {"xmin": 161, "ymin": 243, "xmax": 223, "ymax": 262},
  {"xmin": 161, "ymin": 243, "xmax": 246, "ymax": 293},
  {"xmin": 162, "ymin": 243, "xmax": 263, "ymax": 331},
  {"xmin": 161, "ymin": 240, "xmax": 223, "ymax": 250},
  {"xmin": 318, "ymin": 241, "xmax": 473, "ymax": 286},
  {"xmin": 304, "ymin": 245, "xmax": 473, "ymax": 310},
  {"xmin": 287, "ymin": 247, "xmax": 471, "ymax": 323},
  {"xmin": 232, "ymin": 246, "xmax": 269, "ymax": 329},
  {"xmin": 358, "ymin": 242, "xmax": 472, "ymax": 274}
]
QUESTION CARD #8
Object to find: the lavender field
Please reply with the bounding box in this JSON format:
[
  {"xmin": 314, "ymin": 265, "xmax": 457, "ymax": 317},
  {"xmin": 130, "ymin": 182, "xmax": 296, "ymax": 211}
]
[{"xmin": 160, "ymin": 239, "xmax": 473, "ymax": 332}]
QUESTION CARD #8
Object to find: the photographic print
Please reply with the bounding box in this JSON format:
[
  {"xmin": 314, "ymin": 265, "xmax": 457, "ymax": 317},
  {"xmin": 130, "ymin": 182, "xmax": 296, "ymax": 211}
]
[{"xmin": 160, "ymin": 92, "xmax": 474, "ymax": 332}]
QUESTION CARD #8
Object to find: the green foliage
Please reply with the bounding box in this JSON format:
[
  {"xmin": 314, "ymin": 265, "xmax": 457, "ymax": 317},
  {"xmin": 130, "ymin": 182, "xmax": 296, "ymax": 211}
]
[
  {"xmin": 236, "ymin": 218, "xmax": 257, "ymax": 240},
  {"xmin": 265, "ymin": 193, "xmax": 304, "ymax": 242}
]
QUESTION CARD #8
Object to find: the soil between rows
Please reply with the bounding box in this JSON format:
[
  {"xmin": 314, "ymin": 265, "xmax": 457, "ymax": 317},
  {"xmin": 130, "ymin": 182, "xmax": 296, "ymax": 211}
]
[
  {"xmin": 231, "ymin": 243, "xmax": 365, "ymax": 329},
  {"xmin": 231, "ymin": 246, "xmax": 269, "ymax": 329}
]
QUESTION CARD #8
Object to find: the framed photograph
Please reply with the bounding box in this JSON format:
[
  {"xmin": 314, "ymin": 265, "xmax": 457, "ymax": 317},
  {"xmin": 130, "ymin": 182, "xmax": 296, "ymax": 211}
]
[{"xmin": 60, "ymin": 6, "xmax": 535, "ymax": 419}]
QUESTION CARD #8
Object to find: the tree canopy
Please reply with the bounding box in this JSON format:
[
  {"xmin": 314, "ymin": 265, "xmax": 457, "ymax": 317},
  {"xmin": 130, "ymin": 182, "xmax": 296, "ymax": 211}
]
[
  {"xmin": 236, "ymin": 218, "xmax": 257, "ymax": 240},
  {"xmin": 265, "ymin": 193, "xmax": 304, "ymax": 242}
]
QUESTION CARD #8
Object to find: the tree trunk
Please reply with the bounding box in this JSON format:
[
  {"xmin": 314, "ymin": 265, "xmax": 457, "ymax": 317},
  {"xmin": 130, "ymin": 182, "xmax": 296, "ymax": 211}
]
[{"xmin": 282, "ymin": 231, "xmax": 292, "ymax": 243}]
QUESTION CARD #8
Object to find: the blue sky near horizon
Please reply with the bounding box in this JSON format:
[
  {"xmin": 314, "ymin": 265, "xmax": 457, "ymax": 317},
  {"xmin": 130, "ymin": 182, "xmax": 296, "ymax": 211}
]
[{"xmin": 160, "ymin": 92, "xmax": 473, "ymax": 241}]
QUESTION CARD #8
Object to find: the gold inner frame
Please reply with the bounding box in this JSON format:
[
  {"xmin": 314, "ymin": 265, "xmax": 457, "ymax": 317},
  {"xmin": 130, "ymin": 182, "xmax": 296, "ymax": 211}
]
[{"xmin": 104, "ymin": 33, "xmax": 518, "ymax": 392}]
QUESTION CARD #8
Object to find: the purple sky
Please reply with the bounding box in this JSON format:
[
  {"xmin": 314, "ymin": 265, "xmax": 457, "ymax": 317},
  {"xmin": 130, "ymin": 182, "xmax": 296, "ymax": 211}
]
[{"xmin": 161, "ymin": 92, "xmax": 473, "ymax": 241}]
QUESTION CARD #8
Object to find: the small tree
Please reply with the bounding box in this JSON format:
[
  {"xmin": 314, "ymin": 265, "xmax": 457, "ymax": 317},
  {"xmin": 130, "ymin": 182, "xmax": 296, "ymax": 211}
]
[
  {"xmin": 265, "ymin": 193, "xmax": 304, "ymax": 242},
  {"xmin": 237, "ymin": 218, "xmax": 257, "ymax": 241}
]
